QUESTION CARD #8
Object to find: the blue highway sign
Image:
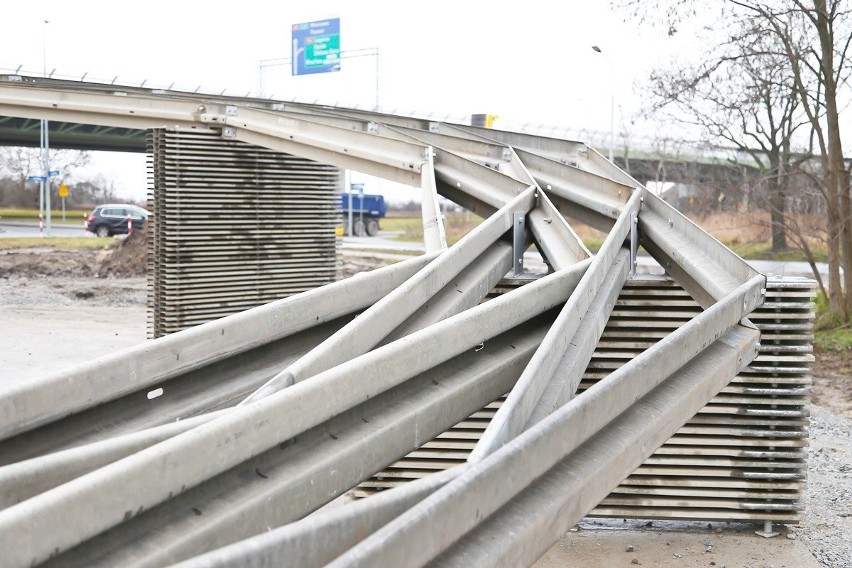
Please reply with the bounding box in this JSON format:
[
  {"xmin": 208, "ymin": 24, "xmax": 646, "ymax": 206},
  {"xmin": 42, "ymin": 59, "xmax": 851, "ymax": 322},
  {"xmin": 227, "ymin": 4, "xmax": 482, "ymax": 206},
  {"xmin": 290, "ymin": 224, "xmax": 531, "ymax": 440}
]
[{"xmin": 292, "ymin": 18, "xmax": 341, "ymax": 76}]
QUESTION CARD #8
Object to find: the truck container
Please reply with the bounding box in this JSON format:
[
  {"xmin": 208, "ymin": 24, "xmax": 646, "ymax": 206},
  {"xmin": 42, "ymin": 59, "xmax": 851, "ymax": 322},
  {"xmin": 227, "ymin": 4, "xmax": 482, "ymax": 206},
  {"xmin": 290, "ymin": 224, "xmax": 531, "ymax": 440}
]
[{"xmin": 341, "ymin": 193, "xmax": 386, "ymax": 236}]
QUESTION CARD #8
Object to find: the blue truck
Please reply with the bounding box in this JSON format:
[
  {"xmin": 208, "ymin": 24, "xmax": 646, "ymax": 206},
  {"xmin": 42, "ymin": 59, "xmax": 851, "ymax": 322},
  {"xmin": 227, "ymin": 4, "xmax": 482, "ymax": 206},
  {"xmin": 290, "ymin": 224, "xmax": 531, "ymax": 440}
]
[{"xmin": 341, "ymin": 192, "xmax": 386, "ymax": 236}]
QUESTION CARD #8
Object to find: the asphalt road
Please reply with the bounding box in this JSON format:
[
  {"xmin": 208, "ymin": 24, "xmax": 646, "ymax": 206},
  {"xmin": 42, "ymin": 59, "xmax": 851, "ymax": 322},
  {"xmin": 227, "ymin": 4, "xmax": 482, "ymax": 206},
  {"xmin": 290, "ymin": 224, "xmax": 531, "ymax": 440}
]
[
  {"xmin": 0, "ymin": 223, "xmax": 830, "ymax": 281},
  {"xmin": 340, "ymin": 233, "xmax": 424, "ymax": 252},
  {"xmin": 0, "ymin": 221, "xmax": 92, "ymax": 238},
  {"xmin": 341, "ymin": 234, "xmax": 830, "ymax": 281}
]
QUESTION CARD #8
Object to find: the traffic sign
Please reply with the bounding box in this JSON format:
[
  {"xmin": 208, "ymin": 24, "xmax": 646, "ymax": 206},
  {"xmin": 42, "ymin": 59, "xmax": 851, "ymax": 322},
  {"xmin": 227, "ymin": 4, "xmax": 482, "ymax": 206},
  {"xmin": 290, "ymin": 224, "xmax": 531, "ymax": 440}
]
[
  {"xmin": 27, "ymin": 175, "xmax": 46, "ymax": 182},
  {"xmin": 58, "ymin": 183, "xmax": 69, "ymax": 198},
  {"xmin": 49, "ymin": 170, "xmax": 60, "ymax": 177},
  {"xmin": 292, "ymin": 18, "xmax": 341, "ymax": 76}
]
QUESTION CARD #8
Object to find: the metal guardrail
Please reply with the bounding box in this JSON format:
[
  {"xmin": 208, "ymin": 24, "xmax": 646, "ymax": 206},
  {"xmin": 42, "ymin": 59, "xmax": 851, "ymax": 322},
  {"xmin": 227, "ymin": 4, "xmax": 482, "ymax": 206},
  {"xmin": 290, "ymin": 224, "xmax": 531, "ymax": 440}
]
[
  {"xmin": 358, "ymin": 276, "xmax": 813, "ymax": 524},
  {"xmin": 0, "ymin": 77, "xmax": 801, "ymax": 568}
]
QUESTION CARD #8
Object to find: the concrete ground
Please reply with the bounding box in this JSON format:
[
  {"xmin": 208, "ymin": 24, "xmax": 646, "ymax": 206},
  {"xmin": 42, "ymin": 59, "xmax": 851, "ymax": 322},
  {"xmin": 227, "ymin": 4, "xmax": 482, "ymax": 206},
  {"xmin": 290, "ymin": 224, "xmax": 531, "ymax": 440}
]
[
  {"xmin": 0, "ymin": 305, "xmax": 147, "ymax": 388},
  {"xmin": 0, "ymin": 303, "xmax": 821, "ymax": 567},
  {"xmin": 536, "ymin": 522, "xmax": 819, "ymax": 568}
]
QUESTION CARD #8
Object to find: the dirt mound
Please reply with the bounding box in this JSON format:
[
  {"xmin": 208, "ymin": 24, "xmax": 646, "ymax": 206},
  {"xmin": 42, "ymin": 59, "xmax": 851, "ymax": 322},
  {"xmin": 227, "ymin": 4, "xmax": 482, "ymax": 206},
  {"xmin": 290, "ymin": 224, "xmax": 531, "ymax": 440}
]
[
  {"xmin": 0, "ymin": 247, "xmax": 109, "ymax": 277},
  {"xmin": 0, "ymin": 230, "xmax": 148, "ymax": 279},
  {"xmin": 337, "ymin": 255, "xmax": 395, "ymax": 280},
  {"xmin": 812, "ymin": 349, "xmax": 852, "ymax": 418},
  {"xmin": 97, "ymin": 228, "xmax": 148, "ymax": 277}
]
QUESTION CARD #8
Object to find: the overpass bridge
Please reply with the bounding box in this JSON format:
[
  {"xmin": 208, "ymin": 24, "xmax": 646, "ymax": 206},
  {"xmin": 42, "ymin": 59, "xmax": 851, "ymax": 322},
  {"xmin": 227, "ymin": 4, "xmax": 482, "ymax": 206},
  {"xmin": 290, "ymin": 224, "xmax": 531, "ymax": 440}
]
[
  {"xmin": 0, "ymin": 75, "xmax": 762, "ymax": 187},
  {"xmin": 0, "ymin": 76, "xmax": 813, "ymax": 568}
]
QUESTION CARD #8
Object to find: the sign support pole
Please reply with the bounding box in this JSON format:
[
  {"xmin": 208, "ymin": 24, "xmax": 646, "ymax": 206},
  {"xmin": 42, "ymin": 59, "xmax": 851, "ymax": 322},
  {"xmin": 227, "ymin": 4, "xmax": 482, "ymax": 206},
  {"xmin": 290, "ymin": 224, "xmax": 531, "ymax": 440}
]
[{"xmin": 43, "ymin": 119, "xmax": 52, "ymax": 237}]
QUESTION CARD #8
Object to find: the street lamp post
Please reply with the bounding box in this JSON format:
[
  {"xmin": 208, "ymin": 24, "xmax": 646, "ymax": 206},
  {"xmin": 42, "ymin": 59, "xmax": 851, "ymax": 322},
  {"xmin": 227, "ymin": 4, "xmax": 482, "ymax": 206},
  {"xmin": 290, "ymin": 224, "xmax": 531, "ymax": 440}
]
[
  {"xmin": 591, "ymin": 45, "xmax": 615, "ymax": 163},
  {"xmin": 42, "ymin": 18, "xmax": 52, "ymax": 236}
]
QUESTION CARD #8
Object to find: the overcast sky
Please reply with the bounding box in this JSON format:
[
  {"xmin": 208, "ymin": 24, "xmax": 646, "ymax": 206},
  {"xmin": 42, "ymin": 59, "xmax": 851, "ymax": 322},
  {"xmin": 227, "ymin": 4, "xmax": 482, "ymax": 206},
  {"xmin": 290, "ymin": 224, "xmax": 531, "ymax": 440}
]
[{"xmin": 4, "ymin": 0, "xmax": 842, "ymax": 203}]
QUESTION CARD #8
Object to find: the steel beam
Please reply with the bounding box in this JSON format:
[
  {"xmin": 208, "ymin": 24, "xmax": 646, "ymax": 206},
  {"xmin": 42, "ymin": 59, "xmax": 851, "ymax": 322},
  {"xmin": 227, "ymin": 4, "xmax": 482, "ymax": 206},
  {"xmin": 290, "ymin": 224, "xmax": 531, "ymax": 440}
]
[
  {"xmin": 527, "ymin": 190, "xmax": 590, "ymax": 271},
  {"xmin": 639, "ymin": 188, "xmax": 761, "ymax": 308},
  {"xmin": 280, "ymin": 111, "xmax": 513, "ymax": 167},
  {"xmin": 0, "ymin": 83, "xmax": 206, "ymax": 127},
  {"xmin": 39, "ymin": 319, "xmax": 548, "ymax": 567},
  {"xmin": 0, "ymin": 258, "xmax": 590, "ymax": 568},
  {"xmin": 430, "ymin": 326, "xmax": 760, "ymax": 568},
  {"xmin": 432, "ymin": 148, "xmax": 529, "ymax": 209},
  {"xmin": 326, "ymin": 277, "xmax": 764, "ymax": 567},
  {"xmin": 0, "ymin": 410, "xmax": 226, "ymax": 510},
  {"xmin": 242, "ymin": 188, "xmax": 538, "ymax": 402},
  {"xmin": 0, "ymin": 316, "xmax": 346, "ymax": 465},
  {"xmin": 0, "ymin": 78, "xmax": 791, "ymax": 567},
  {"xmin": 524, "ymin": 253, "xmax": 628, "ymax": 428},
  {"xmin": 0, "ymin": 254, "xmax": 434, "ymax": 442},
  {"xmin": 202, "ymin": 107, "xmax": 429, "ymax": 177},
  {"xmin": 171, "ymin": 468, "xmax": 465, "ymax": 568},
  {"xmin": 455, "ymin": 125, "xmax": 640, "ymax": 187},
  {"xmin": 503, "ymin": 147, "xmax": 590, "ymax": 270},
  {"xmin": 420, "ymin": 146, "xmax": 448, "ymax": 252},
  {"xmin": 232, "ymin": 128, "xmax": 422, "ymax": 186},
  {"xmin": 435, "ymin": 179, "xmax": 499, "ymax": 219},
  {"xmin": 382, "ymin": 240, "xmax": 514, "ymax": 344},
  {"xmin": 470, "ymin": 191, "xmax": 641, "ymax": 460},
  {"xmin": 517, "ymin": 148, "xmax": 634, "ymax": 229}
]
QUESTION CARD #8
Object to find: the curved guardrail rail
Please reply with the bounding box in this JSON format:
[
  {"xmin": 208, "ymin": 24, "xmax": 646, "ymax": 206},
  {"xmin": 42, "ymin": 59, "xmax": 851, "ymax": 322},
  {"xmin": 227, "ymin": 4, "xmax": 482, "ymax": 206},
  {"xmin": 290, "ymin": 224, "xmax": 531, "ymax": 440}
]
[{"xmin": 0, "ymin": 76, "xmax": 780, "ymax": 568}]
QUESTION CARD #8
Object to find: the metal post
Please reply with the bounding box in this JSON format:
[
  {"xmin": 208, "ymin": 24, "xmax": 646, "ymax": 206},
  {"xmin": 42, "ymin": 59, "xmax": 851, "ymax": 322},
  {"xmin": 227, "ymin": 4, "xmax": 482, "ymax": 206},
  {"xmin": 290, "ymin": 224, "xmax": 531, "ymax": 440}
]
[
  {"xmin": 358, "ymin": 184, "xmax": 364, "ymax": 231},
  {"xmin": 374, "ymin": 48, "xmax": 380, "ymax": 111},
  {"xmin": 345, "ymin": 171, "xmax": 353, "ymax": 237},
  {"xmin": 629, "ymin": 212, "xmax": 638, "ymax": 278},
  {"xmin": 609, "ymin": 81, "xmax": 615, "ymax": 162},
  {"xmin": 256, "ymin": 48, "xmax": 379, "ymax": 107},
  {"xmin": 38, "ymin": 120, "xmax": 44, "ymax": 237},
  {"xmin": 41, "ymin": 19, "xmax": 51, "ymax": 237},
  {"xmin": 755, "ymin": 519, "xmax": 779, "ymax": 538},
  {"xmin": 512, "ymin": 212, "xmax": 525, "ymax": 276},
  {"xmin": 42, "ymin": 20, "xmax": 48, "ymax": 79},
  {"xmin": 591, "ymin": 45, "xmax": 615, "ymax": 162},
  {"xmin": 44, "ymin": 120, "xmax": 51, "ymax": 236},
  {"xmin": 419, "ymin": 148, "xmax": 447, "ymax": 253}
]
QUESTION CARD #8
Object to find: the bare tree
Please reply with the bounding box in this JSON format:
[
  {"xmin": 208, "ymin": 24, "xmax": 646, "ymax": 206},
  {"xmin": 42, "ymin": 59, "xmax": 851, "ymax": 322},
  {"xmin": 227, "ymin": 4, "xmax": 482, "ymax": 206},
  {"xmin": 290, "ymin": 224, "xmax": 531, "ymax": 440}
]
[
  {"xmin": 0, "ymin": 146, "xmax": 91, "ymax": 209},
  {"xmin": 621, "ymin": 0, "xmax": 852, "ymax": 322},
  {"xmin": 643, "ymin": 10, "xmax": 808, "ymax": 251}
]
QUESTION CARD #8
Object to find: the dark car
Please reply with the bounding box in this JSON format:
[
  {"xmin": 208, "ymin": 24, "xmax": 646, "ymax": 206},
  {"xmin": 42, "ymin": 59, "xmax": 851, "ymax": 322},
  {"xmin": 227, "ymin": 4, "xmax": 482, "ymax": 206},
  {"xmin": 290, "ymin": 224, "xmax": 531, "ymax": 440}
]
[{"xmin": 84, "ymin": 204, "xmax": 149, "ymax": 237}]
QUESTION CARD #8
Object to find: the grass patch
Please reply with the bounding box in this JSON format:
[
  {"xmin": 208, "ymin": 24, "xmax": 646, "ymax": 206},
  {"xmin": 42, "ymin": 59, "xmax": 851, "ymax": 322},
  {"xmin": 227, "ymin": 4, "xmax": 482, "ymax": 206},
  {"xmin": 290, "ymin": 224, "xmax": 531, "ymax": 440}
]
[
  {"xmin": 812, "ymin": 291, "xmax": 852, "ymax": 356},
  {"xmin": 380, "ymin": 216, "xmax": 424, "ymax": 237},
  {"xmin": 814, "ymin": 327, "xmax": 852, "ymax": 353},
  {"xmin": 728, "ymin": 241, "xmax": 828, "ymax": 262},
  {"xmin": 0, "ymin": 237, "xmax": 109, "ymax": 250},
  {"xmin": 0, "ymin": 209, "xmax": 90, "ymax": 221},
  {"xmin": 342, "ymin": 246, "xmax": 421, "ymax": 256},
  {"xmin": 383, "ymin": 217, "xmax": 609, "ymax": 252},
  {"xmin": 582, "ymin": 238, "xmax": 604, "ymax": 254},
  {"xmin": 382, "ymin": 214, "xmax": 483, "ymax": 246},
  {"xmin": 380, "ymin": 213, "xmax": 828, "ymax": 262}
]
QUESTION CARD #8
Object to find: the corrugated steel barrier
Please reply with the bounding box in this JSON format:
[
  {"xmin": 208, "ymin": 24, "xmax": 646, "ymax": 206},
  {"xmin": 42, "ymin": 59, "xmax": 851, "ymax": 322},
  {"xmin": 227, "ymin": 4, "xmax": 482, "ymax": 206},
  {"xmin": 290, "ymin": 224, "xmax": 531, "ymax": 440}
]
[
  {"xmin": 147, "ymin": 128, "xmax": 340, "ymax": 337},
  {"xmin": 357, "ymin": 275, "xmax": 814, "ymax": 523}
]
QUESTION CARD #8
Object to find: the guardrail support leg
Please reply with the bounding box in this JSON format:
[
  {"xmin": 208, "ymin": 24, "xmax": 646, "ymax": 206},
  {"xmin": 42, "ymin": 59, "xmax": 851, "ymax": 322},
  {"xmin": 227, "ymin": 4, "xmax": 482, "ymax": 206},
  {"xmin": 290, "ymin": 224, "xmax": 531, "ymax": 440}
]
[
  {"xmin": 513, "ymin": 211, "xmax": 525, "ymax": 277},
  {"xmin": 755, "ymin": 520, "xmax": 779, "ymax": 538},
  {"xmin": 629, "ymin": 212, "xmax": 638, "ymax": 278}
]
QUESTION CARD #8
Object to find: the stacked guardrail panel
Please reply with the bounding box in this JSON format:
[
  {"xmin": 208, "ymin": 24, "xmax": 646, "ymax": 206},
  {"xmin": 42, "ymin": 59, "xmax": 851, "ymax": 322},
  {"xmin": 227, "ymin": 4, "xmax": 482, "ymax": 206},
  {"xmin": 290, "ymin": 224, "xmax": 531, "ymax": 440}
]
[
  {"xmin": 147, "ymin": 128, "xmax": 341, "ymax": 337},
  {"xmin": 357, "ymin": 275, "xmax": 814, "ymax": 523}
]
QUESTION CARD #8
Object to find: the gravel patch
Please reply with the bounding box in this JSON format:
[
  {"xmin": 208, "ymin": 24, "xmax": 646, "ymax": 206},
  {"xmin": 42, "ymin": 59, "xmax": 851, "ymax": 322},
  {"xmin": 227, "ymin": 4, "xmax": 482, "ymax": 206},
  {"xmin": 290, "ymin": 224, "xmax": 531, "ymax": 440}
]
[
  {"xmin": 0, "ymin": 274, "xmax": 146, "ymax": 308},
  {"xmin": 792, "ymin": 404, "xmax": 852, "ymax": 566}
]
